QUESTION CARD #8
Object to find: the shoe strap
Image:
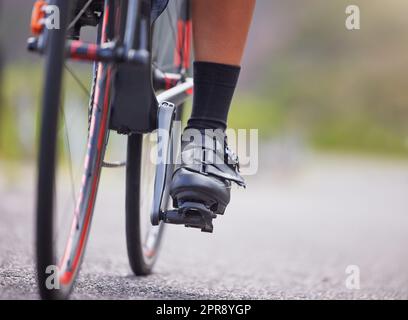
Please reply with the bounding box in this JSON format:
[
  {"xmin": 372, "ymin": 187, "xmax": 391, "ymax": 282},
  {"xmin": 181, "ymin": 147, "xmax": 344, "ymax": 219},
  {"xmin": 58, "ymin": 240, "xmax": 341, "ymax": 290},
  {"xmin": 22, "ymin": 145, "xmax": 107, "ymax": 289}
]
[{"xmin": 179, "ymin": 143, "xmax": 246, "ymax": 187}]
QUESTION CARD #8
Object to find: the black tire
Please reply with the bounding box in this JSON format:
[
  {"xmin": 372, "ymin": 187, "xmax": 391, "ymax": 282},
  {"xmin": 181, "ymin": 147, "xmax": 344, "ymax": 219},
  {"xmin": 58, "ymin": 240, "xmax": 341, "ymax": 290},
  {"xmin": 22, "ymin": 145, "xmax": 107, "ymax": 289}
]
[
  {"xmin": 36, "ymin": 0, "xmax": 113, "ymax": 299},
  {"xmin": 125, "ymin": 0, "xmax": 192, "ymax": 276},
  {"xmin": 36, "ymin": 0, "xmax": 72, "ymax": 300},
  {"xmin": 126, "ymin": 133, "xmax": 165, "ymax": 275}
]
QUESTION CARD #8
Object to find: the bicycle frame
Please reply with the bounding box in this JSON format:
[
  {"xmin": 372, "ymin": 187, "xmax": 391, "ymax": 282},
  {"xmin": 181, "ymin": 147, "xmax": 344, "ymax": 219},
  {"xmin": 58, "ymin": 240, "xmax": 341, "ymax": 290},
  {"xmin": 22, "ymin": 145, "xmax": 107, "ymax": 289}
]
[{"xmin": 28, "ymin": 0, "xmax": 193, "ymax": 134}]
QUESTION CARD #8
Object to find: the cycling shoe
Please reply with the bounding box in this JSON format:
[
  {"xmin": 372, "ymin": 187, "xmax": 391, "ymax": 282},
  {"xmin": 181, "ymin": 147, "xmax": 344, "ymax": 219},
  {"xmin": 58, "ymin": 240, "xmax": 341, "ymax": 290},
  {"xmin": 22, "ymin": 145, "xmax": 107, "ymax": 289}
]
[{"xmin": 170, "ymin": 129, "xmax": 246, "ymax": 218}]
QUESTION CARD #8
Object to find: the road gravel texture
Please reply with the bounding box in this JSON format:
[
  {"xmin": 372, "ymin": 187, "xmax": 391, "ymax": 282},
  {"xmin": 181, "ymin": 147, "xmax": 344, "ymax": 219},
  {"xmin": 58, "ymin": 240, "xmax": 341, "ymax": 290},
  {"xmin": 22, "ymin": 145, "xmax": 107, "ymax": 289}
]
[{"xmin": 1, "ymin": 151, "xmax": 408, "ymax": 299}]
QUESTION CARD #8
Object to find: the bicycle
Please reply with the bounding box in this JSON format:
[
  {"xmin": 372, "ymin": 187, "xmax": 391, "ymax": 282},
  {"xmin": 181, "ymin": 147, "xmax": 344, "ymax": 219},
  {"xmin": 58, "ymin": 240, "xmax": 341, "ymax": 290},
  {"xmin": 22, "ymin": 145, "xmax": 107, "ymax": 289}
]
[{"xmin": 28, "ymin": 0, "xmax": 197, "ymax": 299}]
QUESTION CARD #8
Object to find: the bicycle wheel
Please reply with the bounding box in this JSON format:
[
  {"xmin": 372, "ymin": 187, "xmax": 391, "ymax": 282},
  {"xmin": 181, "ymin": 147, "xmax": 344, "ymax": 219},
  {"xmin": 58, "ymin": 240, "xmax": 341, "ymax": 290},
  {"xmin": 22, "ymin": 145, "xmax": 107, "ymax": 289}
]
[
  {"xmin": 36, "ymin": 0, "xmax": 113, "ymax": 299},
  {"xmin": 126, "ymin": 0, "xmax": 192, "ymax": 276}
]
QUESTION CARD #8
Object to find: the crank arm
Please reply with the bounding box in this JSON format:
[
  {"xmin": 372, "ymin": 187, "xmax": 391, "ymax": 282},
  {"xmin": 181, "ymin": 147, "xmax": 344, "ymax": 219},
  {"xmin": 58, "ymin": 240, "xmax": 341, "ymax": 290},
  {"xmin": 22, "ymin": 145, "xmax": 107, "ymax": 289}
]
[{"xmin": 151, "ymin": 102, "xmax": 176, "ymax": 225}]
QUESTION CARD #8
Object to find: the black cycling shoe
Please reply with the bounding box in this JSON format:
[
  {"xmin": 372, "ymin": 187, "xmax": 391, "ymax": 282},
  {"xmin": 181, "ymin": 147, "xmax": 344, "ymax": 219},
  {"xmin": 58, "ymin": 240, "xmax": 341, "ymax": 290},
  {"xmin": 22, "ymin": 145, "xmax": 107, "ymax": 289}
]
[{"xmin": 169, "ymin": 129, "xmax": 245, "ymax": 232}]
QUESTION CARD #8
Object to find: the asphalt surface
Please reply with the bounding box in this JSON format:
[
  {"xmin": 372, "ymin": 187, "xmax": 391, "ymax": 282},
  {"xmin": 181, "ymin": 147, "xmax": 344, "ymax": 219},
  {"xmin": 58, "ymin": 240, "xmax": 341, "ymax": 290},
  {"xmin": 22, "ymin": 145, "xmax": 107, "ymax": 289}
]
[{"xmin": 1, "ymin": 151, "xmax": 408, "ymax": 299}]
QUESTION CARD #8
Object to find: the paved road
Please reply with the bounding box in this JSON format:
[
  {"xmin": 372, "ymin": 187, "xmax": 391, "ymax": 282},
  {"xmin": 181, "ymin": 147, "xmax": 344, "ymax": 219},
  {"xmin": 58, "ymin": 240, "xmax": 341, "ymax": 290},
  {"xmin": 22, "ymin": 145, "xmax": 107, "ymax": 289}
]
[{"xmin": 1, "ymin": 151, "xmax": 408, "ymax": 299}]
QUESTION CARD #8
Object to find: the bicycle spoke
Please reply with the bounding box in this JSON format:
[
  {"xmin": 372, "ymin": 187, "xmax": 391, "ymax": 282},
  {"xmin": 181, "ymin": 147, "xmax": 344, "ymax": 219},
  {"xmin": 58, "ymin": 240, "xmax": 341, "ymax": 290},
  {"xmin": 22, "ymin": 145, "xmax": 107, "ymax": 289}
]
[
  {"xmin": 53, "ymin": 109, "xmax": 79, "ymax": 244},
  {"xmin": 154, "ymin": 1, "xmax": 186, "ymax": 72},
  {"xmin": 63, "ymin": 115, "xmax": 77, "ymax": 206},
  {"xmin": 68, "ymin": 0, "xmax": 94, "ymax": 30},
  {"xmin": 54, "ymin": 63, "xmax": 92, "ymax": 243},
  {"xmin": 166, "ymin": 6, "xmax": 178, "ymax": 49},
  {"xmin": 166, "ymin": 3, "xmax": 182, "ymax": 69},
  {"xmin": 64, "ymin": 63, "xmax": 91, "ymax": 98}
]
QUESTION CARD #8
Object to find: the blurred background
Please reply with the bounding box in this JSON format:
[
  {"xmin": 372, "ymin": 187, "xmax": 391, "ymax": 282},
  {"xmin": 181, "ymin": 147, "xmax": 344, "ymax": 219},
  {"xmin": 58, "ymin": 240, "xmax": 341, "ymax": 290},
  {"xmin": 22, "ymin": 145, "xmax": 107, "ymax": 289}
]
[
  {"xmin": 2, "ymin": 0, "xmax": 408, "ymax": 163},
  {"xmin": 1, "ymin": 0, "xmax": 408, "ymax": 299}
]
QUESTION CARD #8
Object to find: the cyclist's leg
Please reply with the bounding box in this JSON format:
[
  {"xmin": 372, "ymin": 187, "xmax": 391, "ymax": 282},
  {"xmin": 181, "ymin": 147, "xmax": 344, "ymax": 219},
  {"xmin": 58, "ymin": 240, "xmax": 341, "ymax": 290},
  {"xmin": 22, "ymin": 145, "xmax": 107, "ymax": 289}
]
[
  {"xmin": 193, "ymin": 0, "xmax": 255, "ymax": 66},
  {"xmin": 188, "ymin": 0, "xmax": 256, "ymax": 131},
  {"xmin": 169, "ymin": 0, "xmax": 254, "ymax": 225}
]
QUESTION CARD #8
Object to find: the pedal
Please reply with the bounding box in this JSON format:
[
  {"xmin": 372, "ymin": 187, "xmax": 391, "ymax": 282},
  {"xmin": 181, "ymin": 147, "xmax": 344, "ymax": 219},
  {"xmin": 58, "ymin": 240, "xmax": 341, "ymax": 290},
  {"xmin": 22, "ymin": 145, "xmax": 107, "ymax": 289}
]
[{"xmin": 162, "ymin": 202, "xmax": 217, "ymax": 233}]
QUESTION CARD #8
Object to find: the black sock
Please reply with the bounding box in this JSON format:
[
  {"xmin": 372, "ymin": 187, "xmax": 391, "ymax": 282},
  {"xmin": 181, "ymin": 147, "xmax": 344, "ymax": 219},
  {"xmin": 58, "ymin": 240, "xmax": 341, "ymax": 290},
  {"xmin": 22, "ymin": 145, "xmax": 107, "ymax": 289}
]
[{"xmin": 187, "ymin": 61, "xmax": 241, "ymax": 131}]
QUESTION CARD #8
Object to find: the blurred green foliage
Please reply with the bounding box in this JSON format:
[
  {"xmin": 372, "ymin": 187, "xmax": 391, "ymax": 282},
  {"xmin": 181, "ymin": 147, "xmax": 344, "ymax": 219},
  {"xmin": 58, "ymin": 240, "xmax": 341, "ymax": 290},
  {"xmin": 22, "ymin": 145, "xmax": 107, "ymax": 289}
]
[
  {"xmin": 228, "ymin": 0, "xmax": 408, "ymax": 157},
  {"xmin": 0, "ymin": 65, "xmax": 42, "ymax": 160}
]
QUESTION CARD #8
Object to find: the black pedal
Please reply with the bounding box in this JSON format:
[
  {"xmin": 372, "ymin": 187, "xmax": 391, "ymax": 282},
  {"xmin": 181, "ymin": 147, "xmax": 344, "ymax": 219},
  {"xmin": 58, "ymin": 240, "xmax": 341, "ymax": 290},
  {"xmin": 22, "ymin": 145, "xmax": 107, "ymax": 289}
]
[{"xmin": 162, "ymin": 202, "xmax": 217, "ymax": 233}]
